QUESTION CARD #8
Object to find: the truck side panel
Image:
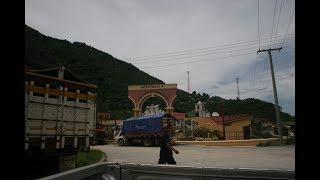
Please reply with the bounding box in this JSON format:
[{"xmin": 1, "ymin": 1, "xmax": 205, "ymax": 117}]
[
  {"xmin": 25, "ymin": 81, "xmax": 96, "ymax": 150},
  {"xmin": 122, "ymin": 117, "xmax": 162, "ymax": 136}
]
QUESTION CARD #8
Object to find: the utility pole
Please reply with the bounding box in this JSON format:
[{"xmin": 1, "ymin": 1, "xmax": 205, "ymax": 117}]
[
  {"xmin": 220, "ymin": 105, "xmax": 225, "ymax": 140},
  {"xmin": 190, "ymin": 120, "xmax": 194, "ymax": 138},
  {"xmin": 187, "ymin": 71, "xmax": 190, "ymax": 93},
  {"xmin": 257, "ymin": 47, "xmax": 283, "ymax": 143},
  {"xmin": 236, "ymin": 77, "xmax": 240, "ymax": 100}
]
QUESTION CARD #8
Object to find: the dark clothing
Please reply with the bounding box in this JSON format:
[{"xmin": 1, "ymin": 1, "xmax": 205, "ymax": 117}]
[
  {"xmin": 158, "ymin": 133, "xmax": 176, "ymax": 165},
  {"xmin": 159, "ymin": 134, "xmax": 171, "ymax": 150}
]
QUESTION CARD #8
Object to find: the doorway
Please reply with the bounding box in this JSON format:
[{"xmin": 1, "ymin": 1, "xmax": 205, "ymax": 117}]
[{"xmin": 243, "ymin": 126, "xmax": 251, "ymax": 139}]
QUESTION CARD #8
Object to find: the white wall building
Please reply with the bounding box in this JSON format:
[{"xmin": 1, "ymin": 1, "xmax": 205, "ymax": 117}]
[
  {"xmin": 143, "ymin": 104, "xmax": 164, "ymax": 116},
  {"xmin": 195, "ymin": 101, "xmax": 210, "ymax": 117}
]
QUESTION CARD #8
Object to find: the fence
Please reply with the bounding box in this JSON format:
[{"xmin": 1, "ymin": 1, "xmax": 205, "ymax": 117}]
[
  {"xmin": 225, "ymin": 131, "xmax": 244, "ymax": 140},
  {"xmin": 39, "ymin": 162, "xmax": 295, "ymax": 180}
]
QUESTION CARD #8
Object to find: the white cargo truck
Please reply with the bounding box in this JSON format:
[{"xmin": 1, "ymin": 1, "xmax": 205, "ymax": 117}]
[{"xmin": 25, "ymin": 66, "xmax": 98, "ymax": 177}]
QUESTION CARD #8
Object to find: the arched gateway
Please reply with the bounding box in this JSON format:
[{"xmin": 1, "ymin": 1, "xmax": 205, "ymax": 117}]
[{"xmin": 128, "ymin": 84, "xmax": 177, "ymax": 117}]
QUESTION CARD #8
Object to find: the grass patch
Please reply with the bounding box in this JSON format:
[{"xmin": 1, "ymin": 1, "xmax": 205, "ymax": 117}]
[{"xmin": 76, "ymin": 149, "xmax": 105, "ymax": 168}]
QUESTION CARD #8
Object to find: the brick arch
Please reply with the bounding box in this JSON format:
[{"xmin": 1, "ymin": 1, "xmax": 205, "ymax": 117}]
[
  {"xmin": 128, "ymin": 84, "xmax": 177, "ymax": 117},
  {"xmin": 169, "ymin": 95, "xmax": 177, "ymax": 108},
  {"xmin": 138, "ymin": 92, "xmax": 169, "ymax": 109},
  {"xmin": 128, "ymin": 96, "xmax": 137, "ymax": 109}
]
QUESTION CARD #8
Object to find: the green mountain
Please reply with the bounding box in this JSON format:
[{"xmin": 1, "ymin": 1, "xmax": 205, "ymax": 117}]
[
  {"xmin": 25, "ymin": 25, "xmax": 163, "ymax": 116},
  {"xmin": 25, "ymin": 25, "xmax": 294, "ymax": 123}
]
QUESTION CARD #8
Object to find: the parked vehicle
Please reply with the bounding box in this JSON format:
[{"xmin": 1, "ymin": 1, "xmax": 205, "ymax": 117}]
[
  {"xmin": 94, "ymin": 123, "xmax": 108, "ymax": 145},
  {"xmin": 25, "ymin": 67, "xmax": 98, "ymax": 177},
  {"xmin": 114, "ymin": 113, "xmax": 176, "ymax": 146}
]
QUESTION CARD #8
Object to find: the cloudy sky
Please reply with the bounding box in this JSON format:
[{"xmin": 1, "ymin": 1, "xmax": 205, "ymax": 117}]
[{"xmin": 25, "ymin": 0, "xmax": 295, "ymax": 115}]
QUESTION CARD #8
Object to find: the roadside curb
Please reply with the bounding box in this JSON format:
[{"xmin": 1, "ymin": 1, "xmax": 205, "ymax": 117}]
[{"xmin": 175, "ymin": 138, "xmax": 281, "ymax": 146}]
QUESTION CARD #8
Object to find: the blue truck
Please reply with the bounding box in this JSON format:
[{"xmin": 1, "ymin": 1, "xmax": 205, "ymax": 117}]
[{"xmin": 114, "ymin": 113, "xmax": 176, "ymax": 146}]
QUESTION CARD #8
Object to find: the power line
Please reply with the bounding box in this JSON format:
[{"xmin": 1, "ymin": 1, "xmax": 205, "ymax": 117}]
[
  {"xmin": 141, "ymin": 46, "xmax": 290, "ymax": 72},
  {"xmin": 242, "ymin": 73, "xmax": 294, "ymax": 99},
  {"xmin": 140, "ymin": 45, "xmax": 294, "ymax": 70},
  {"xmin": 126, "ymin": 36, "xmax": 294, "ymax": 64},
  {"xmin": 272, "ymin": 45, "xmax": 295, "ymax": 73},
  {"xmin": 123, "ymin": 33, "xmax": 294, "ymax": 61},
  {"xmin": 135, "ymin": 40, "xmax": 293, "ymax": 65},
  {"xmin": 128, "ymin": 35, "xmax": 294, "ymax": 62},
  {"xmin": 242, "ymin": 73, "xmax": 294, "ymax": 86},
  {"xmin": 280, "ymin": 4, "xmax": 294, "ymax": 65},
  {"xmin": 255, "ymin": 52, "xmax": 270, "ymax": 98},
  {"xmin": 141, "ymin": 51, "xmax": 255, "ymax": 69},
  {"xmin": 133, "ymin": 38, "xmax": 294, "ymax": 65},
  {"xmin": 141, "ymin": 51, "xmax": 256, "ymax": 69},
  {"xmin": 280, "ymin": 7, "xmax": 295, "ymax": 47},
  {"xmin": 253, "ymin": 46, "xmax": 290, "ymax": 96},
  {"xmin": 274, "ymin": 0, "xmax": 284, "ymax": 42},
  {"xmin": 270, "ymin": 0, "xmax": 278, "ymax": 47}
]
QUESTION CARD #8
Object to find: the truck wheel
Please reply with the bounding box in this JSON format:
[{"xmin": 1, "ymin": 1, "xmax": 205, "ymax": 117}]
[
  {"xmin": 143, "ymin": 138, "xmax": 152, "ymax": 147},
  {"xmin": 118, "ymin": 139, "xmax": 125, "ymax": 146}
]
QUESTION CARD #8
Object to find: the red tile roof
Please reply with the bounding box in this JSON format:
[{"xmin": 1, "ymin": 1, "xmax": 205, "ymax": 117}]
[
  {"xmin": 210, "ymin": 114, "xmax": 251, "ymax": 124},
  {"xmin": 172, "ymin": 112, "xmax": 186, "ymax": 120}
]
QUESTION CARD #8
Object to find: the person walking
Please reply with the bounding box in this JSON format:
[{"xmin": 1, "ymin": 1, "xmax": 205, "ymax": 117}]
[{"xmin": 158, "ymin": 123, "xmax": 179, "ymax": 164}]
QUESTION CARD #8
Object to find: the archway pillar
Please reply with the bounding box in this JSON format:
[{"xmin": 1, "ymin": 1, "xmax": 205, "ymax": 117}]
[
  {"xmin": 133, "ymin": 108, "xmax": 142, "ymax": 117},
  {"xmin": 165, "ymin": 107, "xmax": 174, "ymax": 115}
]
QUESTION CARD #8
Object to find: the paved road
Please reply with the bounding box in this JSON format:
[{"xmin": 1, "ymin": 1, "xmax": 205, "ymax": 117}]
[{"xmin": 92, "ymin": 144, "xmax": 295, "ymax": 170}]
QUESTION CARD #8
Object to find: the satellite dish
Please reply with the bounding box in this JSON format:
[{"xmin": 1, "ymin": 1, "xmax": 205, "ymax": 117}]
[{"xmin": 212, "ymin": 112, "xmax": 219, "ymax": 116}]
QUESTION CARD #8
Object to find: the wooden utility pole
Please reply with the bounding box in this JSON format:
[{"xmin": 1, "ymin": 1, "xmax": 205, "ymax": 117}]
[
  {"xmin": 236, "ymin": 77, "xmax": 240, "ymax": 100},
  {"xmin": 220, "ymin": 105, "xmax": 225, "ymax": 140},
  {"xmin": 257, "ymin": 47, "xmax": 283, "ymax": 143}
]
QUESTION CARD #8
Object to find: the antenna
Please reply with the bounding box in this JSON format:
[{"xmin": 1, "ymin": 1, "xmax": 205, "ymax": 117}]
[
  {"xmin": 187, "ymin": 71, "xmax": 190, "ymax": 93},
  {"xmin": 236, "ymin": 77, "xmax": 240, "ymax": 100}
]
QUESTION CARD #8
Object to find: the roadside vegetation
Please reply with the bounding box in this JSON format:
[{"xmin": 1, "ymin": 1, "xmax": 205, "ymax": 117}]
[
  {"xmin": 76, "ymin": 149, "xmax": 105, "ymax": 167},
  {"xmin": 256, "ymin": 137, "xmax": 295, "ymax": 147}
]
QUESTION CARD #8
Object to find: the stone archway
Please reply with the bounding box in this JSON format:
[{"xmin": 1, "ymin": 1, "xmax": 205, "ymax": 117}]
[{"xmin": 128, "ymin": 84, "xmax": 177, "ymax": 117}]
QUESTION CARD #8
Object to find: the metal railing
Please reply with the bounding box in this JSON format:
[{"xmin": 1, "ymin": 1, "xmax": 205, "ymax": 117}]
[{"xmin": 39, "ymin": 162, "xmax": 295, "ymax": 180}]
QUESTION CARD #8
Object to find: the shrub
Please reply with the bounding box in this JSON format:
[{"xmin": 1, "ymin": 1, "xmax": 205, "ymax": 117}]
[{"xmin": 256, "ymin": 137, "xmax": 294, "ymax": 147}]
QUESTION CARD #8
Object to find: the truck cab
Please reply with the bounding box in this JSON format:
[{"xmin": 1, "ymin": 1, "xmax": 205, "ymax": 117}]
[{"xmin": 114, "ymin": 123, "xmax": 126, "ymax": 146}]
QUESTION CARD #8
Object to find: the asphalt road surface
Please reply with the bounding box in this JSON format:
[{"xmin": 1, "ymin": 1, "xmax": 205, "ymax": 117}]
[{"xmin": 92, "ymin": 144, "xmax": 294, "ymax": 170}]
